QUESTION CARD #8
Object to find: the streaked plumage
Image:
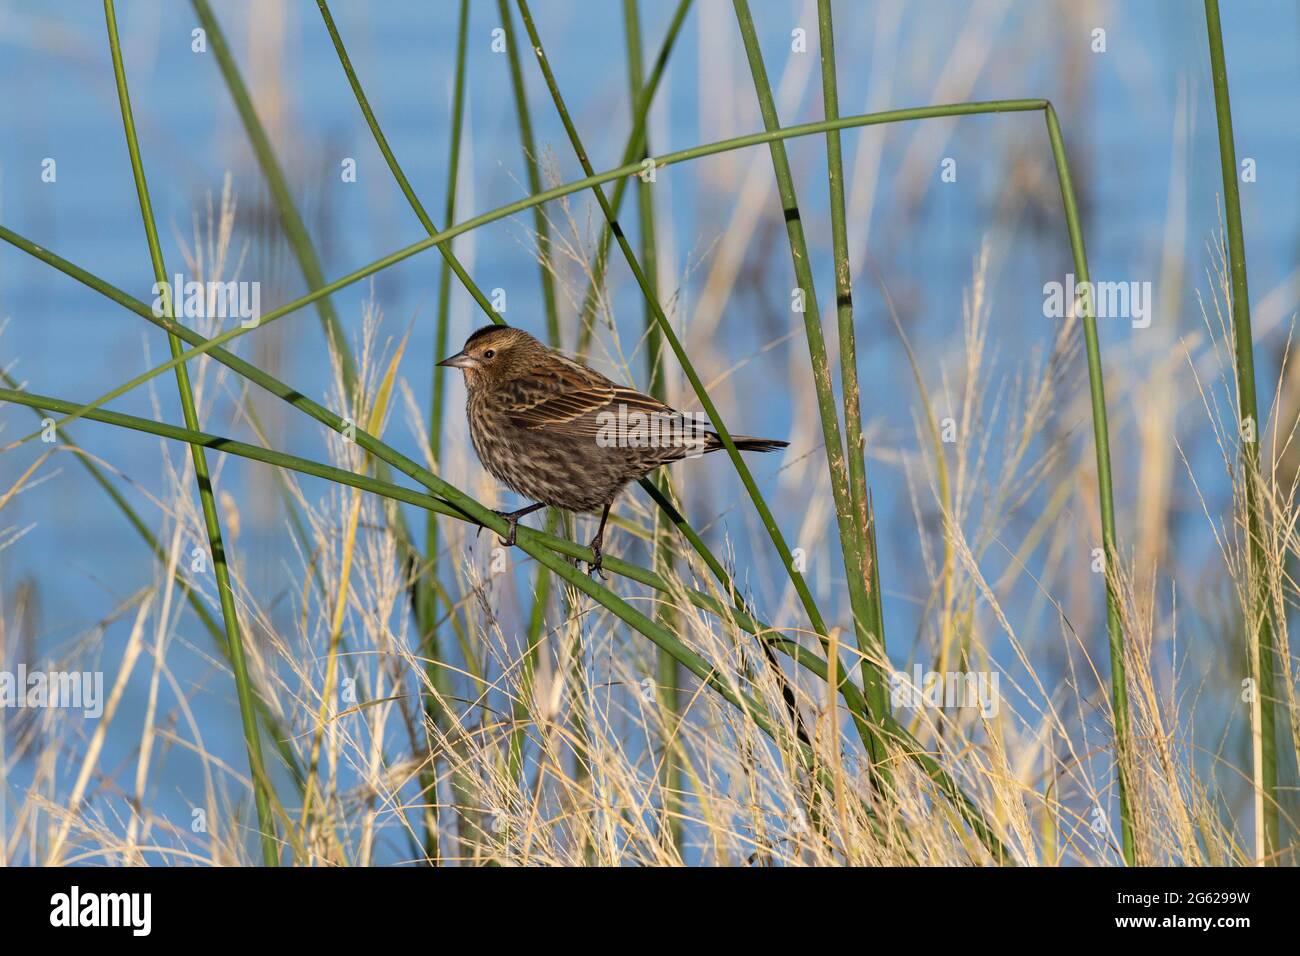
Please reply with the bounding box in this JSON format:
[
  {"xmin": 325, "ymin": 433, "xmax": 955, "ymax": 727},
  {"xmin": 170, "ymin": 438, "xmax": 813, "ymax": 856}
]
[{"xmin": 439, "ymin": 324, "xmax": 788, "ymax": 573}]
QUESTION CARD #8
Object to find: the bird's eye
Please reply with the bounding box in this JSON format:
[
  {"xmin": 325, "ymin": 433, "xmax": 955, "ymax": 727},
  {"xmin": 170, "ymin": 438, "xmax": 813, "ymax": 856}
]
[{"xmin": 483, "ymin": 349, "xmax": 495, "ymax": 359}]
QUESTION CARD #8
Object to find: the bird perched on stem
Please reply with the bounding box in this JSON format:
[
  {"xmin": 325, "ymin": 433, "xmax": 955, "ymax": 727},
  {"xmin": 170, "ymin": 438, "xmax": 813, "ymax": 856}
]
[{"xmin": 439, "ymin": 324, "xmax": 788, "ymax": 575}]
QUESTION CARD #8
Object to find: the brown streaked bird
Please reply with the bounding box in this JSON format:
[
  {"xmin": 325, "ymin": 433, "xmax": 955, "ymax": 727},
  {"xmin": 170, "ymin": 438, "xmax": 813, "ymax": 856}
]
[{"xmin": 438, "ymin": 324, "xmax": 788, "ymax": 575}]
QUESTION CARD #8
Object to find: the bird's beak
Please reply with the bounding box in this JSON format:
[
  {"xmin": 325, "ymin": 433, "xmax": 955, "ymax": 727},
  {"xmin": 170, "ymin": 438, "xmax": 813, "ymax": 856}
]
[{"xmin": 437, "ymin": 351, "xmax": 479, "ymax": 370}]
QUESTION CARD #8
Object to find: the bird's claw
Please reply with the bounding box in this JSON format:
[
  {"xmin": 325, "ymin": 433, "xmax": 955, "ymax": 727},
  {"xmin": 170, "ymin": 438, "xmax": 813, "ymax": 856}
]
[
  {"xmin": 497, "ymin": 513, "xmax": 519, "ymax": 548},
  {"xmin": 479, "ymin": 511, "xmax": 519, "ymax": 548},
  {"xmin": 586, "ymin": 546, "xmax": 606, "ymax": 580}
]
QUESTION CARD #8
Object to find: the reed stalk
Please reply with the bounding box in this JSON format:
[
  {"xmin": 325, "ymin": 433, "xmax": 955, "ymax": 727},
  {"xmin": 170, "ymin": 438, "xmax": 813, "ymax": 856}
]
[
  {"xmin": 312, "ymin": 0, "xmax": 488, "ymax": 864},
  {"xmin": 731, "ymin": 0, "xmax": 889, "ymax": 769},
  {"xmin": 1042, "ymin": 104, "xmax": 1132, "ymax": 864},
  {"xmin": 496, "ymin": 0, "xmax": 562, "ymax": 348},
  {"xmin": 103, "ymin": 0, "xmax": 278, "ymax": 865},
  {"xmin": 1203, "ymin": 0, "xmax": 1277, "ymax": 863},
  {"xmin": 623, "ymin": 0, "xmax": 684, "ymax": 850}
]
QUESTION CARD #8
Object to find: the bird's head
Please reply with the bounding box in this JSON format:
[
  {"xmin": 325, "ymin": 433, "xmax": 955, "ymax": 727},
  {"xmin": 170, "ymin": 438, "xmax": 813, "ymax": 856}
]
[{"xmin": 437, "ymin": 324, "xmax": 541, "ymax": 388}]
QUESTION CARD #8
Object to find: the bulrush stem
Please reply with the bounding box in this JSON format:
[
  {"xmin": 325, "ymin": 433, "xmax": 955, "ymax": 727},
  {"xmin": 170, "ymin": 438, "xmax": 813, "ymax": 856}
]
[
  {"xmin": 103, "ymin": 0, "xmax": 278, "ymax": 865},
  {"xmin": 623, "ymin": 0, "xmax": 684, "ymax": 851},
  {"xmin": 732, "ymin": 0, "xmax": 890, "ymax": 771},
  {"xmin": 1203, "ymin": 0, "xmax": 1277, "ymax": 864},
  {"xmin": 1043, "ymin": 104, "xmax": 1132, "ymax": 864}
]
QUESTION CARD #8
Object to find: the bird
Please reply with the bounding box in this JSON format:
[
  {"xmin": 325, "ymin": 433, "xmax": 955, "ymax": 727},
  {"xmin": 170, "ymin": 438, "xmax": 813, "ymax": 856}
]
[{"xmin": 438, "ymin": 323, "xmax": 788, "ymax": 575}]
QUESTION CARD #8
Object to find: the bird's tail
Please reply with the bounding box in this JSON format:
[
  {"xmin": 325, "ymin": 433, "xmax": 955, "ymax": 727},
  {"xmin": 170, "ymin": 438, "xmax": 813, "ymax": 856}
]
[{"xmin": 705, "ymin": 432, "xmax": 789, "ymax": 453}]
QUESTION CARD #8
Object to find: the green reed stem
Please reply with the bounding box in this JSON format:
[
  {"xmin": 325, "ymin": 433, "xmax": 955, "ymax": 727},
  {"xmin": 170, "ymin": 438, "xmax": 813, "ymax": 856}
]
[
  {"xmin": 1203, "ymin": 0, "xmax": 1277, "ymax": 863},
  {"xmin": 193, "ymin": 0, "xmax": 440, "ymax": 611},
  {"xmin": 731, "ymin": 0, "xmax": 888, "ymax": 768},
  {"xmin": 511, "ymin": 0, "xmax": 826, "ymax": 788},
  {"xmin": 314, "ymin": 1, "xmax": 493, "ymax": 314},
  {"xmin": 424, "ymin": 0, "xmax": 474, "ymax": 626},
  {"xmin": 622, "ymin": 0, "xmax": 683, "ymax": 851},
  {"xmin": 574, "ymin": 0, "xmax": 692, "ymax": 361},
  {"xmin": 495, "ymin": 0, "xmax": 589, "ymax": 804},
  {"xmin": 421, "ymin": 0, "xmax": 471, "ymax": 864},
  {"xmin": 1043, "ymin": 104, "xmax": 1132, "ymax": 864},
  {"xmin": 190, "ymin": 6, "xmax": 446, "ymax": 833},
  {"xmin": 191, "ymin": 0, "xmax": 355, "ymax": 391},
  {"xmin": 496, "ymin": 0, "xmax": 561, "ymax": 348},
  {"xmin": 312, "ymin": 0, "xmax": 485, "ymax": 863},
  {"xmin": 103, "ymin": 0, "xmax": 278, "ymax": 866},
  {"xmin": 507, "ymin": 508, "xmax": 559, "ymax": 784},
  {"xmin": 815, "ymin": 0, "xmax": 887, "ymax": 730}
]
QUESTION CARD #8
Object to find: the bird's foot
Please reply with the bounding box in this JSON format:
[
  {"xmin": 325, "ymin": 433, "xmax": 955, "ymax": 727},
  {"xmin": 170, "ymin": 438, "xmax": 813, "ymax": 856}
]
[
  {"xmin": 480, "ymin": 504, "xmax": 544, "ymax": 548},
  {"xmin": 475, "ymin": 510, "xmax": 519, "ymax": 547},
  {"xmin": 586, "ymin": 541, "xmax": 607, "ymax": 580},
  {"xmin": 496, "ymin": 511, "xmax": 520, "ymax": 548}
]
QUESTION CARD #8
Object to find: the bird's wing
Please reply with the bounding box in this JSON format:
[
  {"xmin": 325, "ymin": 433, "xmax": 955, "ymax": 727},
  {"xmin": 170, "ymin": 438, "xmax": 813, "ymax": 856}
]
[{"xmin": 503, "ymin": 357, "xmax": 675, "ymax": 437}]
